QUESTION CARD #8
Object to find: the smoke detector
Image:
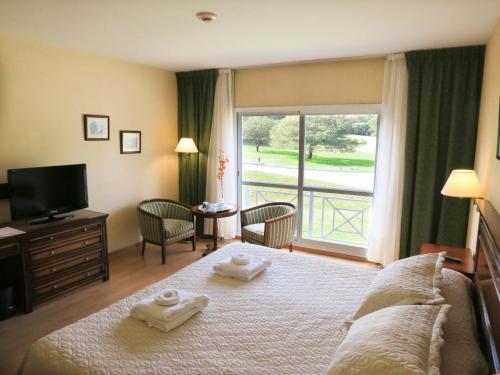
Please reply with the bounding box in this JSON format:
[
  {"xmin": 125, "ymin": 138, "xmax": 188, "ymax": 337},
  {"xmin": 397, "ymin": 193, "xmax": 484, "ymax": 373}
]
[{"xmin": 196, "ymin": 11, "xmax": 217, "ymax": 23}]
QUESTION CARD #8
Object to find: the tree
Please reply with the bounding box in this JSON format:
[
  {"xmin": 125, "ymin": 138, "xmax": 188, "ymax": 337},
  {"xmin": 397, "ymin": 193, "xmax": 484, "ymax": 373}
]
[
  {"xmin": 336, "ymin": 114, "xmax": 378, "ymax": 136},
  {"xmin": 270, "ymin": 116, "xmax": 300, "ymax": 149},
  {"xmin": 270, "ymin": 116, "xmax": 361, "ymax": 159},
  {"xmin": 243, "ymin": 116, "xmax": 275, "ymax": 152},
  {"xmin": 366, "ymin": 116, "xmax": 378, "ymax": 135}
]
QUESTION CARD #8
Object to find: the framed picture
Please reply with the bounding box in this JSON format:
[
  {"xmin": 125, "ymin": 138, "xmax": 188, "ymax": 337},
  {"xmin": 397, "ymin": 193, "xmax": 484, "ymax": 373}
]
[
  {"xmin": 84, "ymin": 115, "xmax": 109, "ymax": 140},
  {"xmin": 497, "ymin": 98, "xmax": 500, "ymax": 160},
  {"xmin": 120, "ymin": 131, "xmax": 141, "ymax": 154}
]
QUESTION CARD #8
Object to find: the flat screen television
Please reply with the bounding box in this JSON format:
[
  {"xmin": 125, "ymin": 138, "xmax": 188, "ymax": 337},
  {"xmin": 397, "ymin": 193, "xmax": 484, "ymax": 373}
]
[{"xmin": 8, "ymin": 164, "xmax": 88, "ymax": 223}]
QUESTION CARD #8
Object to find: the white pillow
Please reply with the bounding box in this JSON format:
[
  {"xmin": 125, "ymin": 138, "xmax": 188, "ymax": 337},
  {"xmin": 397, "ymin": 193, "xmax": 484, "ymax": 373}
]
[
  {"xmin": 327, "ymin": 304, "xmax": 450, "ymax": 375},
  {"xmin": 440, "ymin": 268, "xmax": 488, "ymax": 375},
  {"xmin": 352, "ymin": 252, "xmax": 445, "ymax": 320}
]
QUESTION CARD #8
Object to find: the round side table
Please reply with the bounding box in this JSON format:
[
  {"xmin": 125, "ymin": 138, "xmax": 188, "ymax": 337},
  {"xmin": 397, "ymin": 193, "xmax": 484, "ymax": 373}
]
[{"xmin": 191, "ymin": 204, "xmax": 239, "ymax": 256}]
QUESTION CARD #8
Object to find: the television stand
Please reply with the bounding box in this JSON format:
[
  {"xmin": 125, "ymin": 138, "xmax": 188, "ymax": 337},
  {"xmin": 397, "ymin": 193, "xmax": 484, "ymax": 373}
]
[
  {"xmin": 29, "ymin": 213, "xmax": 74, "ymax": 225},
  {"xmin": 0, "ymin": 209, "xmax": 109, "ymax": 313}
]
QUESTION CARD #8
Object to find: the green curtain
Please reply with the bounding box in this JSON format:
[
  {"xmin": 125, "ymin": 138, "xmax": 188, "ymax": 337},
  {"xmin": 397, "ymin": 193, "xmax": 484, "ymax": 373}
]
[
  {"xmin": 176, "ymin": 69, "xmax": 218, "ymax": 233},
  {"xmin": 399, "ymin": 46, "xmax": 485, "ymax": 258}
]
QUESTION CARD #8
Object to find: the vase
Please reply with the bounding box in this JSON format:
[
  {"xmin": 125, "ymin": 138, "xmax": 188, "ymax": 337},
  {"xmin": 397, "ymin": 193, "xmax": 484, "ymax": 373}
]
[{"xmin": 218, "ymin": 179, "xmax": 224, "ymax": 203}]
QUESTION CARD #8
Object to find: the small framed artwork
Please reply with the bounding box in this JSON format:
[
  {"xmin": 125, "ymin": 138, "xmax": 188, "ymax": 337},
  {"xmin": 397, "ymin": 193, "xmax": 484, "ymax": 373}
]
[
  {"xmin": 120, "ymin": 131, "xmax": 141, "ymax": 154},
  {"xmin": 84, "ymin": 115, "xmax": 110, "ymax": 140},
  {"xmin": 497, "ymin": 98, "xmax": 500, "ymax": 160}
]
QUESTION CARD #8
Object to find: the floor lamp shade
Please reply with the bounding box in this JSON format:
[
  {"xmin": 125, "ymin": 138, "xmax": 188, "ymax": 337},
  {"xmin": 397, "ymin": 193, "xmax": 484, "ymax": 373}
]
[{"xmin": 175, "ymin": 138, "xmax": 199, "ymax": 153}]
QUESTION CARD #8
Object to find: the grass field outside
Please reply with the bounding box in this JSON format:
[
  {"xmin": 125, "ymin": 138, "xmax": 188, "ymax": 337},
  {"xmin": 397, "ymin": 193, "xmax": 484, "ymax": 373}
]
[
  {"xmin": 243, "ymin": 144, "xmax": 375, "ymax": 171},
  {"xmin": 242, "ymin": 170, "xmax": 359, "ymax": 190}
]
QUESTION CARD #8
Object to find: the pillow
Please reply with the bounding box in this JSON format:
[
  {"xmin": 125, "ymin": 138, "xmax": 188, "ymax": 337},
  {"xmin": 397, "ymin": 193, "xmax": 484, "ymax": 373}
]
[
  {"xmin": 440, "ymin": 268, "xmax": 488, "ymax": 375},
  {"xmin": 327, "ymin": 304, "xmax": 450, "ymax": 375},
  {"xmin": 352, "ymin": 252, "xmax": 445, "ymax": 320}
]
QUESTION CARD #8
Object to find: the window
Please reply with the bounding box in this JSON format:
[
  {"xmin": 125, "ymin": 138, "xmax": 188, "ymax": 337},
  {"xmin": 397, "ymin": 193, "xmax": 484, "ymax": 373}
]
[{"xmin": 237, "ymin": 106, "xmax": 379, "ymax": 257}]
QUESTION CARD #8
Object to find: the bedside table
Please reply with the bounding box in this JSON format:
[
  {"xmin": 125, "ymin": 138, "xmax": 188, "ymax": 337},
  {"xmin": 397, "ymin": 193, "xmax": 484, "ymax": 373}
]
[{"xmin": 420, "ymin": 243, "xmax": 474, "ymax": 277}]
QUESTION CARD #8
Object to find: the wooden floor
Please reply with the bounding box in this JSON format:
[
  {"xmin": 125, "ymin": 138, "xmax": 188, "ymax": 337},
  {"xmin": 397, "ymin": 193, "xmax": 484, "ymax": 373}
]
[{"xmin": 0, "ymin": 239, "xmax": 376, "ymax": 375}]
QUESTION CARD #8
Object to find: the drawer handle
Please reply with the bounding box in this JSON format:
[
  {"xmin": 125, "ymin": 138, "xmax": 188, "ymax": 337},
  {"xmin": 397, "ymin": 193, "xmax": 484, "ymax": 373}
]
[
  {"xmin": 50, "ymin": 250, "xmax": 56, "ymax": 255},
  {"xmin": 84, "ymin": 227, "xmax": 88, "ymax": 232},
  {"xmin": 85, "ymin": 256, "xmax": 90, "ymax": 261},
  {"xmin": 52, "ymin": 268, "xmax": 57, "ymax": 273},
  {"xmin": 86, "ymin": 272, "xmax": 91, "ymax": 277},
  {"xmin": 49, "ymin": 236, "xmax": 55, "ymax": 240},
  {"xmin": 83, "ymin": 241, "xmax": 88, "ymax": 245},
  {"xmin": 53, "ymin": 285, "xmax": 58, "ymax": 289}
]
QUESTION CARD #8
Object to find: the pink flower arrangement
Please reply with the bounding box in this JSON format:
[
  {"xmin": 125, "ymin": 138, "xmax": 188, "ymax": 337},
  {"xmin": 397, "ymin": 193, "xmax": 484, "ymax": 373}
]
[
  {"xmin": 217, "ymin": 150, "xmax": 229, "ymax": 182},
  {"xmin": 217, "ymin": 150, "xmax": 229, "ymax": 202}
]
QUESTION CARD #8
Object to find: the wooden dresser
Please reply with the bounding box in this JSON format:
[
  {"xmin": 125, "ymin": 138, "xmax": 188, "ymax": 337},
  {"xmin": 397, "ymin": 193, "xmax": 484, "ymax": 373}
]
[{"xmin": 0, "ymin": 210, "xmax": 109, "ymax": 313}]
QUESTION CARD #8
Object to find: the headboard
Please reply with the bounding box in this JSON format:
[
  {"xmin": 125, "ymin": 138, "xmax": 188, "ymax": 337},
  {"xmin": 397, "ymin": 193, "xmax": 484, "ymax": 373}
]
[{"xmin": 474, "ymin": 200, "xmax": 500, "ymax": 373}]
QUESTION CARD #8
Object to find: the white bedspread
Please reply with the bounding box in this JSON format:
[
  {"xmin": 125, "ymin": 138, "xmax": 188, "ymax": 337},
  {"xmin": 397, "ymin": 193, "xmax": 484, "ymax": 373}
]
[{"xmin": 22, "ymin": 243, "xmax": 377, "ymax": 375}]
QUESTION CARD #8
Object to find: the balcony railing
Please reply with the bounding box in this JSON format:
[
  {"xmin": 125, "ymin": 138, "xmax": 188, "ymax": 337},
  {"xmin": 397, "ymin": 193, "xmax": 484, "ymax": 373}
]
[{"xmin": 242, "ymin": 181, "xmax": 373, "ymax": 248}]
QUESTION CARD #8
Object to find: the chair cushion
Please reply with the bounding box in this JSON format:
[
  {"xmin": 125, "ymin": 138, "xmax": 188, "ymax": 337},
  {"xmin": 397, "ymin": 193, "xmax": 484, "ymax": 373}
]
[
  {"xmin": 242, "ymin": 223, "xmax": 265, "ymax": 244},
  {"xmin": 163, "ymin": 219, "xmax": 193, "ymax": 238}
]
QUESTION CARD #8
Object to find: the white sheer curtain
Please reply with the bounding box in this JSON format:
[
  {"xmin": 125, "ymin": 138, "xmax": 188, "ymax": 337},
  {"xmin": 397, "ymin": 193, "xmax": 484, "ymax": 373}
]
[
  {"xmin": 367, "ymin": 53, "xmax": 408, "ymax": 266},
  {"xmin": 204, "ymin": 69, "xmax": 237, "ymax": 238}
]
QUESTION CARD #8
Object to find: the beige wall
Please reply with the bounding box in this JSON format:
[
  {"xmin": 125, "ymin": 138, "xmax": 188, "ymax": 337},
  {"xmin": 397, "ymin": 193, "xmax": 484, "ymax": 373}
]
[
  {"xmin": 0, "ymin": 35, "xmax": 178, "ymax": 252},
  {"xmin": 466, "ymin": 19, "xmax": 500, "ymax": 248},
  {"xmin": 234, "ymin": 58, "xmax": 385, "ymax": 107},
  {"xmin": 475, "ymin": 19, "xmax": 500, "ymax": 211}
]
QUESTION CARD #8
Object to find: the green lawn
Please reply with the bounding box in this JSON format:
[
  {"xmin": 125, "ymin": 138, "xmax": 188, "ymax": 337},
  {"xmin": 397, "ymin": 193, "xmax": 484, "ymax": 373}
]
[
  {"xmin": 242, "ymin": 170, "xmax": 355, "ymax": 190},
  {"xmin": 243, "ymin": 144, "xmax": 375, "ymax": 170}
]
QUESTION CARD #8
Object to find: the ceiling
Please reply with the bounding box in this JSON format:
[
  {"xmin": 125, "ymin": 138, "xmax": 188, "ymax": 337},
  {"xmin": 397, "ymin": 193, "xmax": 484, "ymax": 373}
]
[{"xmin": 0, "ymin": 0, "xmax": 498, "ymax": 71}]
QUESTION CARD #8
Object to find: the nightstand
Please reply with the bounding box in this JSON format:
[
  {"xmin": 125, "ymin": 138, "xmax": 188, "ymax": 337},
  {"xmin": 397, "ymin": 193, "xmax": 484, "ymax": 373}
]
[{"xmin": 420, "ymin": 243, "xmax": 474, "ymax": 277}]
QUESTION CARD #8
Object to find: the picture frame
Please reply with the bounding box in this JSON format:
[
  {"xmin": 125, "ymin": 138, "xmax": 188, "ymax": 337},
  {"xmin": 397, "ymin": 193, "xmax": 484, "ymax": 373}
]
[
  {"xmin": 497, "ymin": 98, "xmax": 500, "ymax": 160},
  {"xmin": 83, "ymin": 114, "xmax": 110, "ymax": 141},
  {"xmin": 120, "ymin": 131, "xmax": 141, "ymax": 154}
]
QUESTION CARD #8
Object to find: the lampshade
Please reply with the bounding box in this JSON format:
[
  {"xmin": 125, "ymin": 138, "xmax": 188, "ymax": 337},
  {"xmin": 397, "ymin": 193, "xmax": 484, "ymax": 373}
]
[
  {"xmin": 175, "ymin": 138, "xmax": 198, "ymax": 153},
  {"xmin": 441, "ymin": 169, "xmax": 481, "ymax": 198}
]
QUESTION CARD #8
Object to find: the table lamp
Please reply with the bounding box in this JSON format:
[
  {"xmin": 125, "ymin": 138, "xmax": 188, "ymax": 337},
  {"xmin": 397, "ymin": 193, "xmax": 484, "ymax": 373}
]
[
  {"xmin": 175, "ymin": 138, "xmax": 198, "ymax": 158},
  {"xmin": 441, "ymin": 169, "xmax": 482, "ymax": 208}
]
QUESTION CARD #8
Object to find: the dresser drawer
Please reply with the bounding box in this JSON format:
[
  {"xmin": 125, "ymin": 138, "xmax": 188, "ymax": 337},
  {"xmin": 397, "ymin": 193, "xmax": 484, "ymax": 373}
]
[
  {"xmin": 33, "ymin": 264, "xmax": 104, "ymax": 298},
  {"xmin": 0, "ymin": 242, "xmax": 20, "ymax": 258},
  {"xmin": 31, "ymin": 248, "xmax": 103, "ymax": 281},
  {"xmin": 29, "ymin": 233, "xmax": 103, "ymax": 264},
  {"xmin": 29, "ymin": 222, "xmax": 102, "ymax": 250}
]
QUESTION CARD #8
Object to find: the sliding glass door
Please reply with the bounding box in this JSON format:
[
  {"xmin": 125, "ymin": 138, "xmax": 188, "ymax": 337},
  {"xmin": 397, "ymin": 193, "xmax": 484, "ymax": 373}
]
[{"xmin": 237, "ymin": 107, "xmax": 379, "ymax": 256}]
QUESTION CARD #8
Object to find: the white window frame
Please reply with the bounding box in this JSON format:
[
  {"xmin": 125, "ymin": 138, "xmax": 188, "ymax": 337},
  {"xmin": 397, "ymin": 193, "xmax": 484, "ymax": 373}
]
[{"xmin": 234, "ymin": 104, "xmax": 381, "ymax": 258}]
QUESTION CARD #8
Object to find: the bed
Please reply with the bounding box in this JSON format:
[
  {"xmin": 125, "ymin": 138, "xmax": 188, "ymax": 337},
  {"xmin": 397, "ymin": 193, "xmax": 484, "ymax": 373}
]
[
  {"xmin": 22, "ymin": 243, "xmax": 377, "ymax": 375},
  {"xmin": 21, "ymin": 200, "xmax": 500, "ymax": 375}
]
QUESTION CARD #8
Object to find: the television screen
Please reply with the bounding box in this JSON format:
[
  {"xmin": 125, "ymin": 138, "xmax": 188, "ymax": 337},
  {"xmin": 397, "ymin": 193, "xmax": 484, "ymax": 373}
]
[{"xmin": 8, "ymin": 164, "xmax": 88, "ymax": 221}]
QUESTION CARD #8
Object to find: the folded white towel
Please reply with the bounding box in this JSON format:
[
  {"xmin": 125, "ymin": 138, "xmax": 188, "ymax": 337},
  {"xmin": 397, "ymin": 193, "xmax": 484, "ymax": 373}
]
[
  {"xmin": 213, "ymin": 255, "xmax": 271, "ymax": 281},
  {"xmin": 231, "ymin": 253, "xmax": 250, "ymax": 265},
  {"xmin": 155, "ymin": 289, "xmax": 180, "ymax": 306},
  {"xmin": 135, "ymin": 306, "xmax": 203, "ymax": 333},
  {"xmin": 129, "ymin": 289, "xmax": 209, "ymax": 324}
]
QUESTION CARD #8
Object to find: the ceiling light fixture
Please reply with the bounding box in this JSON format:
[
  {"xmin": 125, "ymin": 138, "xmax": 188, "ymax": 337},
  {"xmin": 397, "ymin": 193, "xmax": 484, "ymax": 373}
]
[{"xmin": 196, "ymin": 11, "xmax": 217, "ymax": 23}]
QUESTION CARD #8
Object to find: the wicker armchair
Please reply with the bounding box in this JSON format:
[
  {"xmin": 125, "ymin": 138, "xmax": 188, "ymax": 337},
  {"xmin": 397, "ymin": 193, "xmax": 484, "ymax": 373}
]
[
  {"xmin": 240, "ymin": 202, "xmax": 297, "ymax": 251},
  {"xmin": 137, "ymin": 199, "xmax": 196, "ymax": 264}
]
